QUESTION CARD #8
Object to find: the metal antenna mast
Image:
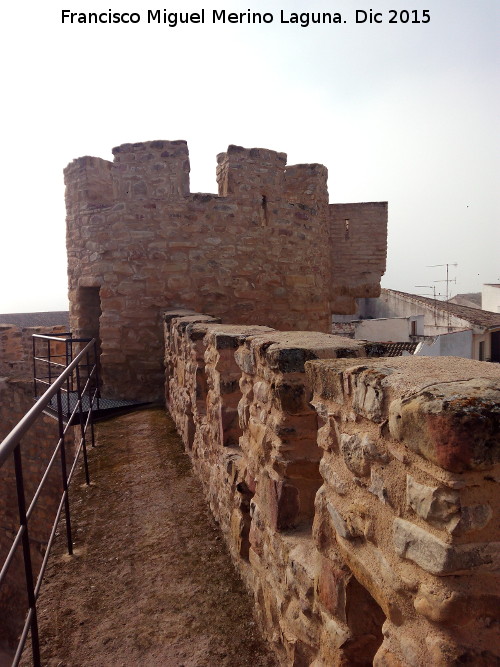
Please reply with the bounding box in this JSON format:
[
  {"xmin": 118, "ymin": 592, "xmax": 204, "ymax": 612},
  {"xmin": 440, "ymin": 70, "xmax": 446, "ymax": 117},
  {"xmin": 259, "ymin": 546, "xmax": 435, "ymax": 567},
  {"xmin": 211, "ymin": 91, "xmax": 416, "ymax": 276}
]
[
  {"xmin": 415, "ymin": 285, "xmax": 439, "ymax": 326},
  {"xmin": 427, "ymin": 263, "xmax": 458, "ymax": 332}
]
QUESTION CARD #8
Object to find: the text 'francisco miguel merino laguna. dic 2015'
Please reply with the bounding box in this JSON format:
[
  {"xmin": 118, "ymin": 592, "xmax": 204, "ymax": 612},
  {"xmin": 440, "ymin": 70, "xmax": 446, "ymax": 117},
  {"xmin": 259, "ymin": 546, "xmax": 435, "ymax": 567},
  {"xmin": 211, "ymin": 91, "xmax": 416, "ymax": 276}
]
[
  {"xmin": 61, "ymin": 8, "xmax": 432, "ymax": 26},
  {"xmin": 62, "ymin": 9, "xmax": 362, "ymax": 27}
]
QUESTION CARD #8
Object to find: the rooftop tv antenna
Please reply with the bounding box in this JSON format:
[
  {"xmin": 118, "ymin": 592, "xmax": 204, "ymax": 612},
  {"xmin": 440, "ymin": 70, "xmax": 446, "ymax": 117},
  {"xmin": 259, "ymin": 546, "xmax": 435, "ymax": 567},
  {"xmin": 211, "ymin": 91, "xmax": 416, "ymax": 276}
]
[
  {"xmin": 427, "ymin": 263, "xmax": 458, "ymax": 331},
  {"xmin": 415, "ymin": 285, "xmax": 438, "ymax": 299},
  {"xmin": 415, "ymin": 285, "xmax": 439, "ymax": 326}
]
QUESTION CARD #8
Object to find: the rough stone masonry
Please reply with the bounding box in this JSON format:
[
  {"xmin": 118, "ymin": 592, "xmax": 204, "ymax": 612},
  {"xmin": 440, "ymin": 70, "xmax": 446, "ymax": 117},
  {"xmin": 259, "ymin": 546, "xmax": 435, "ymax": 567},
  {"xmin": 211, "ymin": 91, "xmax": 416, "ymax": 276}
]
[
  {"xmin": 65, "ymin": 141, "xmax": 387, "ymax": 401},
  {"xmin": 165, "ymin": 311, "xmax": 500, "ymax": 666}
]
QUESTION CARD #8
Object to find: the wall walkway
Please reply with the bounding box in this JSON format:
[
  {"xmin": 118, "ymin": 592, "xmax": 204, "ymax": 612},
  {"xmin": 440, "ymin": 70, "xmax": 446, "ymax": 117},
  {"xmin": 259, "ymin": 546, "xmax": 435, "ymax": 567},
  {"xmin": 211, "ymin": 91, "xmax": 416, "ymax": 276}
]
[{"xmin": 19, "ymin": 408, "xmax": 276, "ymax": 666}]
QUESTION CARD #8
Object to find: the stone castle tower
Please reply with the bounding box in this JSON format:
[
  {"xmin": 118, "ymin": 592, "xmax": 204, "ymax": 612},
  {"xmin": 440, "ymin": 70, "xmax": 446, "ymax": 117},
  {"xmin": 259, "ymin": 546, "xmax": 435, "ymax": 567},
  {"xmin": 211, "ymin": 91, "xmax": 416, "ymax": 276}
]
[{"xmin": 64, "ymin": 140, "xmax": 387, "ymax": 400}]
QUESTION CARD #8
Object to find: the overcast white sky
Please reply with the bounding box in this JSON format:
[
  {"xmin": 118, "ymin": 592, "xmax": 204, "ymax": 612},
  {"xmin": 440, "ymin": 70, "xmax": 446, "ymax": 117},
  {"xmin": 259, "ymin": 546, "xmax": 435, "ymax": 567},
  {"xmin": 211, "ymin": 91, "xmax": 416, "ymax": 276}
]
[{"xmin": 0, "ymin": 0, "xmax": 498, "ymax": 313}]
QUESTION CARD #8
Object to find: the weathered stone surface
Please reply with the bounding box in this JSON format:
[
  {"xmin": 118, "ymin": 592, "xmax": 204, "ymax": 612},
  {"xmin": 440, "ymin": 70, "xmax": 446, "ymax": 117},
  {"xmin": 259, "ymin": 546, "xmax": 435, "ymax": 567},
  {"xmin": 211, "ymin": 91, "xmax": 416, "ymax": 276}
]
[
  {"xmin": 369, "ymin": 470, "xmax": 388, "ymax": 504},
  {"xmin": 389, "ymin": 379, "xmax": 500, "ymax": 472},
  {"xmin": 327, "ymin": 502, "xmax": 363, "ymax": 541},
  {"xmin": 316, "ymin": 417, "xmax": 340, "ymax": 452},
  {"xmin": 393, "ymin": 518, "xmax": 500, "ymax": 575},
  {"xmin": 234, "ymin": 346, "xmax": 256, "ymax": 375},
  {"xmin": 373, "ymin": 644, "xmax": 405, "ymax": 666},
  {"xmin": 414, "ymin": 583, "xmax": 500, "ymax": 627},
  {"xmin": 273, "ymin": 382, "xmax": 308, "ymax": 414},
  {"xmin": 406, "ymin": 475, "xmax": 460, "ymax": 526},
  {"xmin": 316, "ymin": 556, "xmax": 349, "ymax": 620},
  {"xmin": 454, "ymin": 503, "xmax": 493, "ymax": 535},
  {"xmin": 425, "ymin": 633, "xmax": 500, "ymax": 666},
  {"xmin": 260, "ymin": 474, "xmax": 301, "ymax": 530},
  {"xmin": 350, "ymin": 366, "xmax": 394, "ymax": 423},
  {"xmin": 340, "ymin": 432, "xmax": 382, "ymax": 477},
  {"xmin": 319, "ymin": 458, "xmax": 348, "ymax": 495},
  {"xmin": 165, "ymin": 321, "xmax": 500, "ymax": 664}
]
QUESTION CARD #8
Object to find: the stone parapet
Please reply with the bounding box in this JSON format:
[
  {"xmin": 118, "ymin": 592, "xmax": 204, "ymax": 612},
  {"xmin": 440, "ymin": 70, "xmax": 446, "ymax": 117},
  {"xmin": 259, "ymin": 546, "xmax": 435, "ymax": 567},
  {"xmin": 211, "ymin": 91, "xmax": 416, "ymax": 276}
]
[
  {"xmin": 0, "ymin": 324, "xmax": 68, "ymax": 381},
  {"xmin": 64, "ymin": 155, "xmax": 114, "ymax": 217},
  {"xmin": 165, "ymin": 315, "xmax": 500, "ymax": 665},
  {"xmin": 216, "ymin": 144, "xmax": 287, "ymax": 199},
  {"xmin": 306, "ymin": 355, "xmax": 500, "ymax": 666},
  {"xmin": 284, "ymin": 163, "xmax": 329, "ymax": 208},
  {"xmin": 112, "ymin": 140, "xmax": 190, "ymax": 200}
]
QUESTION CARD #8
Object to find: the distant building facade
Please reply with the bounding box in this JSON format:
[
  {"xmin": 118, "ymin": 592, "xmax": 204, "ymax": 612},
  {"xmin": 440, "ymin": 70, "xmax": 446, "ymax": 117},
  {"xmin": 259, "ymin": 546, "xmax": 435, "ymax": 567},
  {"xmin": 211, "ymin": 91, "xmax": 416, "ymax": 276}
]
[{"xmin": 333, "ymin": 288, "xmax": 500, "ymax": 362}]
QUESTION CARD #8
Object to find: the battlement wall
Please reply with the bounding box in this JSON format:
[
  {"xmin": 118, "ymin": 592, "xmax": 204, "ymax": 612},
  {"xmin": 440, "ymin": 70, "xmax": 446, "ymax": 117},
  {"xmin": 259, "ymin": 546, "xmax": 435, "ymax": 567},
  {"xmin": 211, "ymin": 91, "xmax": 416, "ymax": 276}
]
[
  {"xmin": 0, "ymin": 324, "xmax": 68, "ymax": 380},
  {"xmin": 330, "ymin": 202, "xmax": 388, "ymax": 313},
  {"xmin": 65, "ymin": 140, "xmax": 387, "ymax": 401},
  {"xmin": 165, "ymin": 310, "xmax": 500, "ymax": 665}
]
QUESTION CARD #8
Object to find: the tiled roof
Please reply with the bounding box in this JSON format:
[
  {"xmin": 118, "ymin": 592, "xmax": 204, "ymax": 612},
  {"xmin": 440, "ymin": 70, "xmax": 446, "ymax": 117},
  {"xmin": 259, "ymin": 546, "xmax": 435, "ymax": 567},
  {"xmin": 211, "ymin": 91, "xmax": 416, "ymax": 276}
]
[
  {"xmin": 0, "ymin": 311, "xmax": 70, "ymax": 328},
  {"xmin": 366, "ymin": 341, "xmax": 419, "ymax": 357},
  {"xmin": 448, "ymin": 293, "xmax": 481, "ymax": 309},
  {"xmin": 383, "ymin": 289, "xmax": 500, "ymax": 329}
]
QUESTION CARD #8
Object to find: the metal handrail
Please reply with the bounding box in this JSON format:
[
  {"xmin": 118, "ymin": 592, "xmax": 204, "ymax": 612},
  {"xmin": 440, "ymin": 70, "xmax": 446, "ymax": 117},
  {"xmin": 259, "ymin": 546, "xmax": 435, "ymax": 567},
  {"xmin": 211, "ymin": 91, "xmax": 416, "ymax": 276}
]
[
  {"xmin": 0, "ymin": 337, "xmax": 98, "ymax": 666},
  {"xmin": 0, "ymin": 341, "xmax": 95, "ymax": 465}
]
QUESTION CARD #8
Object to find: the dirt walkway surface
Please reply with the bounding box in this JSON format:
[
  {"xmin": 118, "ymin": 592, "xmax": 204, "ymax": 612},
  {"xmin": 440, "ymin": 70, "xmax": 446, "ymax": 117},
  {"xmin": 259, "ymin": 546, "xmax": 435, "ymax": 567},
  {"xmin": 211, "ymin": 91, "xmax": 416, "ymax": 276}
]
[{"xmin": 23, "ymin": 408, "xmax": 276, "ymax": 667}]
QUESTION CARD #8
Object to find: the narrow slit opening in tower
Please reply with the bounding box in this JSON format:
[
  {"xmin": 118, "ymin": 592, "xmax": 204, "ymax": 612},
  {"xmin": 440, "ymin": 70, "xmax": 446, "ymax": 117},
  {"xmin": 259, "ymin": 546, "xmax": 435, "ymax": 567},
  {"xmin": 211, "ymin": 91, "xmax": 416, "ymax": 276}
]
[
  {"xmin": 261, "ymin": 194, "xmax": 268, "ymax": 226},
  {"xmin": 344, "ymin": 218, "xmax": 350, "ymax": 240}
]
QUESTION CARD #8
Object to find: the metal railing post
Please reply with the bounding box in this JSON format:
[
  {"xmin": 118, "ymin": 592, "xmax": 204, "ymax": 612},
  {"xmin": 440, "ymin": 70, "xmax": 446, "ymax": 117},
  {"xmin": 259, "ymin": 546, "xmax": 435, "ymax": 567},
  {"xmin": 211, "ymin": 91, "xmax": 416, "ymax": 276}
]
[
  {"xmin": 13, "ymin": 444, "xmax": 41, "ymax": 667},
  {"xmin": 47, "ymin": 338, "xmax": 52, "ymax": 387},
  {"xmin": 32, "ymin": 336, "xmax": 37, "ymax": 400},
  {"xmin": 75, "ymin": 365, "xmax": 90, "ymax": 485},
  {"xmin": 65, "ymin": 338, "xmax": 71, "ymax": 417},
  {"xmin": 93, "ymin": 340, "xmax": 101, "ymax": 410},
  {"xmin": 86, "ymin": 347, "xmax": 97, "ymax": 448},
  {"xmin": 56, "ymin": 390, "xmax": 73, "ymax": 556}
]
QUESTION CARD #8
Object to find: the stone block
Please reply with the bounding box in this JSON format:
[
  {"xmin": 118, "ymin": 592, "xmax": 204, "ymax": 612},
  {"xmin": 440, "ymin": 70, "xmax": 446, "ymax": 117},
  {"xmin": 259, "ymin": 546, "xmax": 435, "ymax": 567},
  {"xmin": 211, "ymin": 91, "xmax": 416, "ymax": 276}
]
[
  {"xmin": 267, "ymin": 347, "xmax": 319, "ymax": 374},
  {"xmin": 389, "ymin": 379, "xmax": 500, "ymax": 472},
  {"xmin": 259, "ymin": 474, "xmax": 301, "ymax": 531},
  {"xmin": 454, "ymin": 503, "xmax": 493, "ymax": 535},
  {"xmin": 273, "ymin": 382, "xmax": 309, "ymax": 414},
  {"xmin": 316, "ymin": 417, "xmax": 340, "ymax": 452},
  {"xmin": 306, "ymin": 361, "xmax": 346, "ymax": 404},
  {"xmin": 350, "ymin": 366, "xmax": 393, "ymax": 423},
  {"xmin": 319, "ymin": 457, "xmax": 348, "ymax": 495},
  {"xmin": 326, "ymin": 502, "xmax": 364, "ymax": 541},
  {"xmin": 393, "ymin": 518, "xmax": 500, "ymax": 575},
  {"xmin": 368, "ymin": 470, "xmax": 388, "ymax": 504},
  {"xmin": 253, "ymin": 380, "xmax": 270, "ymax": 404},
  {"xmin": 340, "ymin": 432, "xmax": 383, "ymax": 477},
  {"xmin": 234, "ymin": 347, "xmax": 256, "ymax": 374},
  {"xmin": 414, "ymin": 583, "xmax": 499, "ymax": 627},
  {"xmin": 318, "ymin": 614, "xmax": 351, "ymax": 658},
  {"xmin": 315, "ymin": 556, "xmax": 349, "ymax": 620},
  {"xmin": 406, "ymin": 475, "xmax": 460, "ymax": 527}
]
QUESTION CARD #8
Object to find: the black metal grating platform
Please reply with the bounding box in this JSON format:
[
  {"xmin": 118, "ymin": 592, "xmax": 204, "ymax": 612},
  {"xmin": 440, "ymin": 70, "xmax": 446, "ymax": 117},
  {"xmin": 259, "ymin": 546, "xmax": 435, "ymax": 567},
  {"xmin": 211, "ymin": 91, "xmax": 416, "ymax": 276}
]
[{"xmin": 42, "ymin": 392, "xmax": 151, "ymax": 425}]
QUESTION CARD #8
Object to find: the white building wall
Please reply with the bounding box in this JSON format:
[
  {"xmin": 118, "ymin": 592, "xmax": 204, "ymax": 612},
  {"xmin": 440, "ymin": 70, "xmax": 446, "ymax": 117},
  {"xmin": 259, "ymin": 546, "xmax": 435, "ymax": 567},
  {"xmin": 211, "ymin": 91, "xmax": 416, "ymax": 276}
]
[
  {"xmin": 362, "ymin": 291, "xmax": 472, "ymax": 335},
  {"xmin": 482, "ymin": 284, "xmax": 500, "ymax": 313},
  {"xmin": 415, "ymin": 329, "xmax": 473, "ymax": 358},
  {"xmin": 353, "ymin": 316, "xmax": 423, "ymax": 342}
]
